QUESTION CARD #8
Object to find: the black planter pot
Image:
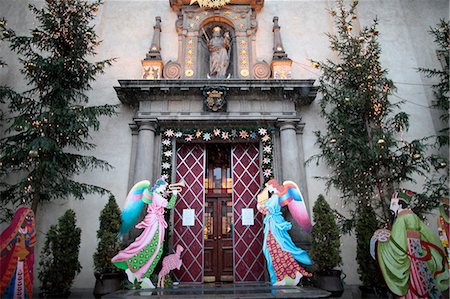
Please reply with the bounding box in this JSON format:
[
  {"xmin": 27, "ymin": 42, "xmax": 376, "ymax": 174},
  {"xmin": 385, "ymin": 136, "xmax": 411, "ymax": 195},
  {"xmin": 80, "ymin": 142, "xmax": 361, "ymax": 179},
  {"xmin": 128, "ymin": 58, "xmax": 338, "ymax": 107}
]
[
  {"xmin": 314, "ymin": 269, "xmax": 345, "ymax": 297},
  {"xmin": 359, "ymin": 285, "xmax": 392, "ymax": 298},
  {"xmin": 93, "ymin": 272, "xmax": 124, "ymax": 298}
]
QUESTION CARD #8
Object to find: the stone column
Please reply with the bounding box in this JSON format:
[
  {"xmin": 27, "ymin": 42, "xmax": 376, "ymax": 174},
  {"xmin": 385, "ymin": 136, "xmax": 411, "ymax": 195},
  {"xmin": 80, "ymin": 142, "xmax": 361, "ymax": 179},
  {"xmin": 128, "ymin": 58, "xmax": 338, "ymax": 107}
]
[
  {"xmin": 127, "ymin": 123, "xmax": 139, "ymax": 190},
  {"xmin": 279, "ymin": 120, "xmax": 301, "ymax": 183},
  {"xmin": 280, "ymin": 120, "xmax": 311, "ymax": 248},
  {"xmin": 134, "ymin": 120, "xmax": 157, "ymax": 183},
  {"xmin": 296, "ymin": 123, "xmax": 310, "ymax": 210}
]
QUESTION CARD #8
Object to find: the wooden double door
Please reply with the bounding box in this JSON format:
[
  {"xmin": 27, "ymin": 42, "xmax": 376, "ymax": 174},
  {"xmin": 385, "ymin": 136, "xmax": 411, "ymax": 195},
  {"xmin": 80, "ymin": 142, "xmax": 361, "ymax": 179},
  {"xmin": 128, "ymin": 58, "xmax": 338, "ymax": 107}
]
[{"xmin": 204, "ymin": 195, "xmax": 233, "ymax": 282}]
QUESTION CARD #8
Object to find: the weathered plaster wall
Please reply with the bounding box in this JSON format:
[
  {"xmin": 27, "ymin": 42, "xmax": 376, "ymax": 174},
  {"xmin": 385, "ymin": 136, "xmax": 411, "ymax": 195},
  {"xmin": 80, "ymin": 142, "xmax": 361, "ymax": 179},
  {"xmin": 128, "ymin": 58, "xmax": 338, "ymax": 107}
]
[{"xmin": 0, "ymin": 0, "xmax": 447, "ymax": 288}]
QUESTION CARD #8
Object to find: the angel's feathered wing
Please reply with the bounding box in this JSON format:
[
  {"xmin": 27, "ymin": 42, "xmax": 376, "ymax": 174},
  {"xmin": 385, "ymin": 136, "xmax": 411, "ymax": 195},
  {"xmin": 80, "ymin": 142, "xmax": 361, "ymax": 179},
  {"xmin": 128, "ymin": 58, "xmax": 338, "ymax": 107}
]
[
  {"xmin": 118, "ymin": 180, "xmax": 151, "ymax": 236},
  {"xmin": 283, "ymin": 180, "xmax": 312, "ymax": 233}
]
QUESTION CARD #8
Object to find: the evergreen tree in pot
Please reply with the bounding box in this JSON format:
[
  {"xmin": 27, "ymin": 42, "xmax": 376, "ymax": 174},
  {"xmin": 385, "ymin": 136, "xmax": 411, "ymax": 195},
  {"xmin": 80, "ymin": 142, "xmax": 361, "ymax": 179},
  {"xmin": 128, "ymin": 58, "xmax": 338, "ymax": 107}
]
[
  {"xmin": 310, "ymin": 195, "xmax": 344, "ymax": 297},
  {"xmin": 355, "ymin": 203, "xmax": 388, "ymax": 298},
  {"xmin": 38, "ymin": 209, "xmax": 82, "ymax": 298},
  {"xmin": 93, "ymin": 196, "xmax": 124, "ymax": 297}
]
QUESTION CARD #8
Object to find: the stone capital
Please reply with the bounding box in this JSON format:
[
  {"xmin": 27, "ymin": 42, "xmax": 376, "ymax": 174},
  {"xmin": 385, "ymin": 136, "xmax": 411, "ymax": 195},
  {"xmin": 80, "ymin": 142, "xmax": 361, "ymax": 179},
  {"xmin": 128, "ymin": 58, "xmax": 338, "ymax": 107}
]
[
  {"xmin": 129, "ymin": 123, "xmax": 139, "ymax": 135},
  {"xmin": 278, "ymin": 119, "xmax": 301, "ymax": 131},
  {"xmin": 134, "ymin": 119, "xmax": 157, "ymax": 132},
  {"xmin": 296, "ymin": 123, "xmax": 305, "ymax": 134}
]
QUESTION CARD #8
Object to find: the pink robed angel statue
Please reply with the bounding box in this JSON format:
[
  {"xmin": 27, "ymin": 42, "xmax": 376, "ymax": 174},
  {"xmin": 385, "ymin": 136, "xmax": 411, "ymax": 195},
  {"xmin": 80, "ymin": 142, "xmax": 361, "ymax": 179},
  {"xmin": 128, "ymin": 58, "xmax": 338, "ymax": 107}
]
[{"xmin": 112, "ymin": 177, "xmax": 179, "ymax": 289}]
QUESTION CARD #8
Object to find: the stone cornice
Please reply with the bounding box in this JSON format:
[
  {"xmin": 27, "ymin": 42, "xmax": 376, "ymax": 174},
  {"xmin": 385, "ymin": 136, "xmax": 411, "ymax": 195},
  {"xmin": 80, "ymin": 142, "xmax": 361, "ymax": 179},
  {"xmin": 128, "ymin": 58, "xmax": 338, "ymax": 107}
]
[
  {"xmin": 114, "ymin": 79, "xmax": 318, "ymax": 107},
  {"xmin": 169, "ymin": 0, "xmax": 264, "ymax": 12}
]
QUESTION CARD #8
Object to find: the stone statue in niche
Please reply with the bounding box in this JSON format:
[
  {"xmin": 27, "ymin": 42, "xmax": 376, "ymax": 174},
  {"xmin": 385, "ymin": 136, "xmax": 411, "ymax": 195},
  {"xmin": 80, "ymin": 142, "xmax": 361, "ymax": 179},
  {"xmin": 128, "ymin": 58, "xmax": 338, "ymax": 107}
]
[{"xmin": 205, "ymin": 26, "xmax": 231, "ymax": 78}]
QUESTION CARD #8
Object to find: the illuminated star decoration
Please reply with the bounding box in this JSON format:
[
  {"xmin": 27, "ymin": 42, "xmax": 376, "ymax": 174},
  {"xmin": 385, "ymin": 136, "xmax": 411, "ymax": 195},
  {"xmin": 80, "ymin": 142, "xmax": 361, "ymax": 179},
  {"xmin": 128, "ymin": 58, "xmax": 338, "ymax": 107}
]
[{"xmin": 189, "ymin": 0, "xmax": 231, "ymax": 9}]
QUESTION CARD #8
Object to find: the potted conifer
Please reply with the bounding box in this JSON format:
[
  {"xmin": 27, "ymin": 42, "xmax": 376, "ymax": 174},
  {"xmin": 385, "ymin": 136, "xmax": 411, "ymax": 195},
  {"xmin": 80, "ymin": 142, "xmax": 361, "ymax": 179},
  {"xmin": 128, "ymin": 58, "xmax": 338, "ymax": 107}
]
[
  {"xmin": 93, "ymin": 196, "xmax": 124, "ymax": 297},
  {"xmin": 38, "ymin": 209, "xmax": 82, "ymax": 298},
  {"xmin": 355, "ymin": 203, "xmax": 388, "ymax": 298},
  {"xmin": 310, "ymin": 194, "xmax": 344, "ymax": 297}
]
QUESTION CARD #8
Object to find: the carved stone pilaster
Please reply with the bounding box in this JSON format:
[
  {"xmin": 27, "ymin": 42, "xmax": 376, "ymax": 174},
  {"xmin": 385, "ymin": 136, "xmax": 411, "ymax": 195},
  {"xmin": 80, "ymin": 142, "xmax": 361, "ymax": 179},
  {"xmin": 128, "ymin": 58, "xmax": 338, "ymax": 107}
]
[
  {"xmin": 134, "ymin": 120, "xmax": 157, "ymax": 182},
  {"xmin": 142, "ymin": 17, "xmax": 163, "ymax": 79},
  {"xmin": 271, "ymin": 16, "xmax": 292, "ymax": 79}
]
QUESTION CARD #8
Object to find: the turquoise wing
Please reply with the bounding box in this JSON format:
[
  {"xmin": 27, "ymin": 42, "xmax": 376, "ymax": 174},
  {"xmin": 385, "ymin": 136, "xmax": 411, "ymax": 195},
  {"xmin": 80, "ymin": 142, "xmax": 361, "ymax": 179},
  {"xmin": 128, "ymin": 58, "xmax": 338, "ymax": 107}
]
[{"xmin": 118, "ymin": 180, "xmax": 151, "ymax": 236}]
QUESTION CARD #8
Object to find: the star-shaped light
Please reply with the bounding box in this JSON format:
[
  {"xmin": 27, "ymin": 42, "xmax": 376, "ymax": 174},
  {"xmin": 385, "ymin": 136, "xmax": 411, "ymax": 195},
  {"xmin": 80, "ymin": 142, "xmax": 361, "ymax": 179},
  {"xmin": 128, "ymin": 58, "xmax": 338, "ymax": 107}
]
[
  {"xmin": 261, "ymin": 135, "xmax": 271, "ymax": 142},
  {"xmin": 250, "ymin": 132, "xmax": 257, "ymax": 139},
  {"xmin": 175, "ymin": 131, "xmax": 183, "ymax": 138},
  {"xmin": 203, "ymin": 133, "xmax": 211, "ymax": 141},
  {"xmin": 195, "ymin": 130, "xmax": 203, "ymax": 138},
  {"xmin": 258, "ymin": 128, "xmax": 267, "ymax": 135},
  {"xmin": 165, "ymin": 129, "xmax": 175, "ymax": 137},
  {"xmin": 263, "ymin": 158, "xmax": 271, "ymax": 164},
  {"xmin": 213, "ymin": 129, "xmax": 221, "ymax": 136},
  {"xmin": 231, "ymin": 130, "xmax": 238, "ymax": 137},
  {"xmin": 162, "ymin": 162, "xmax": 171, "ymax": 169},
  {"xmin": 263, "ymin": 146, "xmax": 272, "ymax": 153},
  {"xmin": 222, "ymin": 131, "xmax": 229, "ymax": 140},
  {"xmin": 185, "ymin": 134, "xmax": 193, "ymax": 142},
  {"xmin": 263, "ymin": 169, "xmax": 272, "ymax": 178},
  {"xmin": 164, "ymin": 150, "xmax": 173, "ymax": 157},
  {"xmin": 162, "ymin": 139, "xmax": 171, "ymax": 146},
  {"xmin": 239, "ymin": 130, "xmax": 249, "ymax": 139}
]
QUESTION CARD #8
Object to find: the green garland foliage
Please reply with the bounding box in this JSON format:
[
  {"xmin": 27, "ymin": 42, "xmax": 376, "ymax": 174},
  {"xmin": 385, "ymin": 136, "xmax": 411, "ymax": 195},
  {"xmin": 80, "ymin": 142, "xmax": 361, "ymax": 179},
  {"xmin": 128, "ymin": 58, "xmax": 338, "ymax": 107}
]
[{"xmin": 38, "ymin": 209, "xmax": 82, "ymax": 297}]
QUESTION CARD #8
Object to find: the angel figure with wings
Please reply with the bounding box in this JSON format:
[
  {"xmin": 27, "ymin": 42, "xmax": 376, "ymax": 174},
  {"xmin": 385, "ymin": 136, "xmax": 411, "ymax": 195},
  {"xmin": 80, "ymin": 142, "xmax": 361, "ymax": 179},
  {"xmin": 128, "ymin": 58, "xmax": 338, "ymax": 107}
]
[
  {"xmin": 257, "ymin": 179, "xmax": 312, "ymax": 286},
  {"xmin": 111, "ymin": 178, "xmax": 178, "ymax": 288}
]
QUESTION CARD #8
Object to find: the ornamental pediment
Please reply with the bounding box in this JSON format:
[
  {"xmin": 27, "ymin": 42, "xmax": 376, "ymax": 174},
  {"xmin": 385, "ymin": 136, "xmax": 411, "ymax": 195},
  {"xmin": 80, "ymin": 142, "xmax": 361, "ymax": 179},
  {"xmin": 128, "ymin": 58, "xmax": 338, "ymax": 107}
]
[{"xmin": 142, "ymin": 0, "xmax": 295, "ymax": 81}]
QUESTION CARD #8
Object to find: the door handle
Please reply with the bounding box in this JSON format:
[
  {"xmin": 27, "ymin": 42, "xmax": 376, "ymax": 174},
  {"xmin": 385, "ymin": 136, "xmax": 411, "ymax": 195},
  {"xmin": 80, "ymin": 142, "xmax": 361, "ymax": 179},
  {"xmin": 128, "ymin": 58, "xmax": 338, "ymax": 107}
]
[
  {"xmin": 218, "ymin": 236, "xmax": 222, "ymax": 240},
  {"xmin": 214, "ymin": 236, "xmax": 217, "ymax": 240}
]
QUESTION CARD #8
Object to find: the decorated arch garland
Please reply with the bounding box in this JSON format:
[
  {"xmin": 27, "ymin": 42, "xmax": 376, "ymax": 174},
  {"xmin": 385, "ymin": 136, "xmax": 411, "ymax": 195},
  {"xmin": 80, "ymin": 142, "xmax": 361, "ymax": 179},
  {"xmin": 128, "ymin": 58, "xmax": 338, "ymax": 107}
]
[{"xmin": 160, "ymin": 127, "xmax": 274, "ymax": 184}]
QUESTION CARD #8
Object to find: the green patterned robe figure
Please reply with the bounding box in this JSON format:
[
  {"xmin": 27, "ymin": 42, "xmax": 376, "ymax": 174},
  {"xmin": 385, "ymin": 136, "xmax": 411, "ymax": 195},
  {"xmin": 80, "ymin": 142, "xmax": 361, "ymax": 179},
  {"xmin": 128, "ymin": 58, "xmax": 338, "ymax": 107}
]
[
  {"xmin": 112, "ymin": 178, "xmax": 177, "ymax": 288},
  {"xmin": 371, "ymin": 191, "xmax": 449, "ymax": 299}
]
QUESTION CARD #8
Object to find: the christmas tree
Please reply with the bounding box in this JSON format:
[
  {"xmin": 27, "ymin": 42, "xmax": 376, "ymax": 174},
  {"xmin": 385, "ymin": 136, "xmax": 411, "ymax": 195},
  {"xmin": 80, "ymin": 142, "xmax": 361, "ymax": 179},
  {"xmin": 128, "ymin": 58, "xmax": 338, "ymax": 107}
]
[
  {"xmin": 0, "ymin": 0, "xmax": 117, "ymax": 220},
  {"xmin": 309, "ymin": 0, "xmax": 444, "ymax": 289},
  {"xmin": 310, "ymin": 0, "xmax": 440, "ymax": 227}
]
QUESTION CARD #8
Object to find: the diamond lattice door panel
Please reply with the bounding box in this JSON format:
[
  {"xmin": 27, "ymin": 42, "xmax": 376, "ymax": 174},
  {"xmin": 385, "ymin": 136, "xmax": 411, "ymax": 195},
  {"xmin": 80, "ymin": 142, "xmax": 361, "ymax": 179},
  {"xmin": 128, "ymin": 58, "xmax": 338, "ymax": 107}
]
[
  {"xmin": 173, "ymin": 144, "xmax": 205, "ymax": 283},
  {"xmin": 232, "ymin": 143, "xmax": 265, "ymax": 282}
]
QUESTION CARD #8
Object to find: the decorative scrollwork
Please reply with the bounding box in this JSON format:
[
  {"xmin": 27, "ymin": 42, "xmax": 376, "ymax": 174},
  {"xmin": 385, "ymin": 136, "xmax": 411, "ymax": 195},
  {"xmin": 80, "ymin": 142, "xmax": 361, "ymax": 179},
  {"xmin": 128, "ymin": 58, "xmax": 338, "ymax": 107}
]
[
  {"xmin": 163, "ymin": 61, "xmax": 182, "ymax": 79},
  {"xmin": 252, "ymin": 61, "xmax": 271, "ymax": 79}
]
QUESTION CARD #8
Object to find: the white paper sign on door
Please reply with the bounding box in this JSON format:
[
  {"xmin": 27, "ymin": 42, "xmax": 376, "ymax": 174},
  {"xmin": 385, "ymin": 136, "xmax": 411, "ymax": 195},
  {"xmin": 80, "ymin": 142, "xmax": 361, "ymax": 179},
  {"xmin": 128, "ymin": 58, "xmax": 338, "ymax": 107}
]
[
  {"xmin": 182, "ymin": 209, "xmax": 195, "ymax": 226},
  {"xmin": 241, "ymin": 208, "xmax": 254, "ymax": 226}
]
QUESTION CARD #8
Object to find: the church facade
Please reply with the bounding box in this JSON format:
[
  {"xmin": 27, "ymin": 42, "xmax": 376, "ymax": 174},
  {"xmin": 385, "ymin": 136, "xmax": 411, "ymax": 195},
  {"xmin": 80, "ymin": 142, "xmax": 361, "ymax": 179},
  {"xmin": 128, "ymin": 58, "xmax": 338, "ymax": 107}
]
[{"xmin": 0, "ymin": 0, "xmax": 447, "ymax": 288}]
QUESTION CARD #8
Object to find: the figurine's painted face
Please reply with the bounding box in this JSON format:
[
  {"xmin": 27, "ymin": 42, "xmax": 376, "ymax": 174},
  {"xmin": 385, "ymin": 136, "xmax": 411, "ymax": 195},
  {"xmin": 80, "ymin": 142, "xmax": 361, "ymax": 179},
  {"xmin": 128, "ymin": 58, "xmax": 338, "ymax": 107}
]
[
  {"xmin": 390, "ymin": 196, "xmax": 400, "ymax": 215},
  {"xmin": 22, "ymin": 211, "xmax": 34, "ymax": 229},
  {"xmin": 266, "ymin": 184, "xmax": 278, "ymax": 194},
  {"xmin": 156, "ymin": 183, "xmax": 168, "ymax": 194}
]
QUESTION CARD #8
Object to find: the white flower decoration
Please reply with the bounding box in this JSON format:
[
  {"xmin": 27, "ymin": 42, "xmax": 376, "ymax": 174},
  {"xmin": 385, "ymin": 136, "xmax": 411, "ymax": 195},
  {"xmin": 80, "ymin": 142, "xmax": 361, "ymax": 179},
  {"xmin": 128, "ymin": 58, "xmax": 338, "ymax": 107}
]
[
  {"xmin": 185, "ymin": 134, "xmax": 193, "ymax": 142},
  {"xmin": 258, "ymin": 128, "xmax": 267, "ymax": 135},
  {"xmin": 162, "ymin": 139, "xmax": 171, "ymax": 146},
  {"xmin": 263, "ymin": 158, "xmax": 271, "ymax": 164},
  {"xmin": 164, "ymin": 150, "xmax": 173, "ymax": 157},
  {"xmin": 165, "ymin": 129, "xmax": 175, "ymax": 137},
  {"xmin": 222, "ymin": 131, "xmax": 229, "ymax": 140},
  {"xmin": 162, "ymin": 162, "xmax": 171, "ymax": 169},
  {"xmin": 261, "ymin": 135, "xmax": 271, "ymax": 142},
  {"xmin": 263, "ymin": 146, "xmax": 272, "ymax": 153},
  {"xmin": 263, "ymin": 169, "xmax": 272, "ymax": 177}
]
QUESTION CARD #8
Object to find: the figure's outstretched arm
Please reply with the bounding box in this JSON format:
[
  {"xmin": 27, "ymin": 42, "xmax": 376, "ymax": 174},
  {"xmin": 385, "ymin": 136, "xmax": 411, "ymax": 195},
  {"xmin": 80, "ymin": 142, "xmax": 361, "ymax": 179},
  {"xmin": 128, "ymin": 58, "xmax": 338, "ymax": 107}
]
[{"xmin": 166, "ymin": 191, "xmax": 178, "ymax": 209}]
